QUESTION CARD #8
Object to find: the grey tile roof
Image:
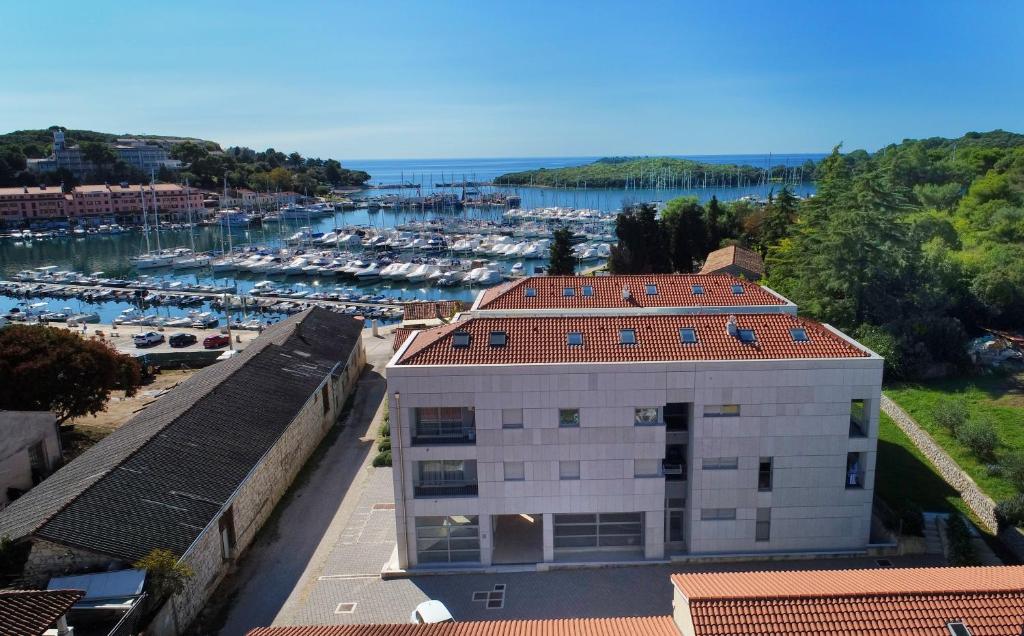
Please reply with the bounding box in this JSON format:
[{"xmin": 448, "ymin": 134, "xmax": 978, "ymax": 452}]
[{"xmin": 0, "ymin": 308, "xmax": 363, "ymax": 563}]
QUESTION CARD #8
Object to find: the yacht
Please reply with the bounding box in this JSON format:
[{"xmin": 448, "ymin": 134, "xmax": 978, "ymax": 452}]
[{"xmin": 354, "ymin": 262, "xmax": 382, "ymax": 280}]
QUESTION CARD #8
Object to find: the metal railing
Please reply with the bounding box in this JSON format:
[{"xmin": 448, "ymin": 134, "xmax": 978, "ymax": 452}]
[{"xmin": 414, "ymin": 482, "xmax": 478, "ymax": 498}]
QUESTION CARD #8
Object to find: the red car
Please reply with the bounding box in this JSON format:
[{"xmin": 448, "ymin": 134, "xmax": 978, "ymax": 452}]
[{"xmin": 203, "ymin": 334, "xmax": 231, "ymax": 349}]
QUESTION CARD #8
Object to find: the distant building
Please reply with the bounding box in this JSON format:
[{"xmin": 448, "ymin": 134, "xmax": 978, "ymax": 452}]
[
  {"xmin": 0, "ymin": 185, "xmax": 68, "ymax": 223},
  {"xmin": 243, "ymin": 566, "xmax": 1024, "ymax": 636},
  {"xmin": 218, "ymin": 189, "xmax": 301, "ymax": 209},
  {"xmin": 0, "ymin": 308, "xmax": 366, "ymax": 636},
  {"xmin": 388, "ymin": 274, "xmax": 881, "ymax": 569},
  {"xmin": 0, "ymin": 411, "xmax": 61, "ymax": 509},
  {"xmin": 26, "ymin": 130, "xmax": 182, "ymax": 179},
  {"xmin": 699, "ymin": 244, "xmax": 765, "ymax": 280},
  {"xmin": 0, "ymin": 183, "xmax": 204, "ymax": 226}
]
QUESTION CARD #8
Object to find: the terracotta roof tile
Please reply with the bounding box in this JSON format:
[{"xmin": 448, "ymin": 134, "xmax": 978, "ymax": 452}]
[
  {"xmin": 403, "ymin": 301, "xmax": 464, "ymax": 321},
  {"xmin": 246, "ymin": 616, "xmax": 678, "ymax": 636},
  {"xmin": 699, "ymin": 245, "xmax": 764, "ymax": 277},
  {"xmin": 393, "ymin": 327, "xmax": 415, "ymax": 351},
  {"xmin": 673, "ymin": 566, "xmax": 1024, "ymax": 636},
  {"xmin": 475, "ymin": 274, "xmax": 785, "ymax": 311},
  {"xmin": 396, "ymin": 314, "xmax": 867, "ymax": 366},
  {"xmin": 0, "ymin": 589, "xmax": 84, "ymax": 636}
]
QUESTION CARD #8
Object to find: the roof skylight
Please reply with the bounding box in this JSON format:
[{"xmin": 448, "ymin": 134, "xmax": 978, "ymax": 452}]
[
  {"xmin": 738, "ymin": 328, "xmax": 756, "ymax": 343},
  {"xmin": 582, "ymin": 286, "xmax": 594, "ymax": 297},
  {"xmin": 563, "ymin": 287, "xmax": 575, "ymax": 297},
  {"xmin": 567, "ymin": 332, "xmax": 584, "ymax": 346},
  {"xmin": 679, "ymin": 328, "xmax": 698, "ymax": 343},
  {"xmin": 619, "ymin": 329, "xmax": 637, "ymax": 345},
  {"xmin": 731, "ymin": 284, "xmax": 745, "ymax": 295},
  {"xmin": 645, "ymin": 284, "xmax": 658, "ymax": 296},
  {"xmin": 692, "ymin": 285, "xmax": 704, "ymax": 295},
  {"xmin": 452, "ymin": 331, "xmax": 471, "ymax": 348},
  {"xmin": 524, "ymin": 287, "xmax": 537, "ymax": 297},
  {"xmin": 489, "ymin": 331, "xmax": 508, "ymax": 347},
  {"xmin": 790, "ymin": 328, "xmax": 809, "ymax": 342}
]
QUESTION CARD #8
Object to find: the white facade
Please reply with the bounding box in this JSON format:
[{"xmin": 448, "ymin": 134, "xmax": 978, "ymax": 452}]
[{"xmin": 387, "ymin": 351, "xmax": 882, "ymax": 569}]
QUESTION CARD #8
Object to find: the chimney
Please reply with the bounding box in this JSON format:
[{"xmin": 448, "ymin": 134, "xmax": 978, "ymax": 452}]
[
  {"xmin": 622, "ymin": 285, "xmax": 631, "ymax": 300},
  {"xmin": 726, "ymin": 315, "xmax": 738, "ymax": 337}
]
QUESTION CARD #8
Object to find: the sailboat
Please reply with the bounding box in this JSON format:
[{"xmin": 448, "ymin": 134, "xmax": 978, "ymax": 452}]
[
  {"xmin": 132, "ymin": 183, "xmax": 173, "ymax": 269},
  {"xmin": 172, "ymin": 181, "xmax": 211, "ymax": 269}
]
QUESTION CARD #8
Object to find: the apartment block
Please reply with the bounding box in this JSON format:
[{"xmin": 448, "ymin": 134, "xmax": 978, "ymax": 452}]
[
  {"xmin": 386, "ymin": 274, "xmax": 882, "ymax": 569},
  {"xmin": 0, "ymin": 183, "xmax": 204, "ymax": 225}
]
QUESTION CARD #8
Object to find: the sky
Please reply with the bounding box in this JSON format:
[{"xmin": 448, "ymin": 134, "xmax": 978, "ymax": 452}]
[{"xmin": 2, "ymin": 1, "xmax": 1023, "ymax": 160}]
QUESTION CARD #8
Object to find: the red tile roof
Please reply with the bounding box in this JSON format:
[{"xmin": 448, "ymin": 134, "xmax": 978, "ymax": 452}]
[
  {"xmin": 403, "ymin": 301, "xmax": 465, "ymax": 321},
  {"xmin": 699, "ymin": 245, "xmax": 764, "ymax": 277},
  {"xmin": 246, "ymin": 617, "xmax": 678, "ymax": 636},
  {"xmin": 0, "ymin": 589, "xmax": 84, "ymax": 636},
  {"xmin": 474, "ymin": 274, "xmax": 787, "ymax": 311},
  {"xmin": 673, "ymin": 566, "xmax": 1024, "ymax": 636},
  {"xmin": 395, "ymin": 314, "xmax": 867, "ymax": 366},
  {"xmin": 393, "ymin": 327, "xmax": 415, "ymax": 351}
]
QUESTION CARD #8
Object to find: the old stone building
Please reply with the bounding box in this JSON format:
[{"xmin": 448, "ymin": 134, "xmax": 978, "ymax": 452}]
[{"xmin": 0, "ymin": 308, "xmax": 365, "ymax": 635}]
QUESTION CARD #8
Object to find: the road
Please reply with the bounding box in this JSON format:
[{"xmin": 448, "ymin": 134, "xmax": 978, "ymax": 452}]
[
  {"xmin": 213, "ymin": 327, "xmax": 395, "ymax": 636},
  {"xmin": 53, "ymin": 321, "xmax": 263, "ymax": 356}
]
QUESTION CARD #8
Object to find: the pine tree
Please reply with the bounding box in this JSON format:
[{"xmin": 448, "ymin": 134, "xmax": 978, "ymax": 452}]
[{"xmin": 548, "ymin": 227, "xmax": 577, "ymax": 275}]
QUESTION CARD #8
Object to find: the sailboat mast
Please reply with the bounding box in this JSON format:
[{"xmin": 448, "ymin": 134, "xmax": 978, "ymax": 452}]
[
  {"xmin": 186, "ymin": 179, "xmax": 196, "ymax": 253},
  {"xmin": 140, "ymin": 185, "xmax": 151, "ymax": 253}
]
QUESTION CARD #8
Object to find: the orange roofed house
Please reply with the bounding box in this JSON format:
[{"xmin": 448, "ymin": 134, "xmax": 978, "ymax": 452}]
[
  {"xmin": 698, "ymin": 245, "xmax": 765, "ymax": 280},
  {"xmin": 387, "ymin": 273, "xmax": 882, "ymax": 570},
  {"xmin": 244, "ymin": 566, "xmax": 1024, "ymax": 636}
]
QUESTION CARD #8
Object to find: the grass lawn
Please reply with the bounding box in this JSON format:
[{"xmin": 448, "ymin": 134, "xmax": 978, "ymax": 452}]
[
  {"xmin": 876, "ymin": 412, "xmax": 970, "ymax": 519},
  {"xmin": 885, "ymin": 372, "xmax": 1024, "ymax": 502}
]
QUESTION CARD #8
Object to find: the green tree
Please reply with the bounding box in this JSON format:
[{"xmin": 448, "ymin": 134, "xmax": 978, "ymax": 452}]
[
  {"xmin": 133, "ymin": 549, "xmax": 194, "ymax": 601},
  {"xmin": 548, "ymin": 227, "xmax": 577, "ymax": 275},
  {"xmin": 704, "ymin": 195, "xmax": 725, "ymax": 249},
  {"xmin": 759, "ymin": 186, "xmax": 798, "ymax": 254},
  {"xmin": 80, "ymin": 141, "xmax": 117, "ymax": 171},
  {"xmin": 0, "ymin": 325, "xmax": 141, "ymax": 424},
  {"xmin": 608, "ymin": 204, "xmax": 671, "ymax": 274},
  {"xmin": 660, "ymin": 197, "xmax": 707, "ymax": 273}
]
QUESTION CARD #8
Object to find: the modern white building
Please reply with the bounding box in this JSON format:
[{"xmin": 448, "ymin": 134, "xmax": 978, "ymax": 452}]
[{"xmin": 387, "ymin": 274, "xmax": 882, "ymax": 569}]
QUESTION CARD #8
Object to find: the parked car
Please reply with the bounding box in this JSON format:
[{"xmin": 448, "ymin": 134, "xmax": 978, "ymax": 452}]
[
  {"xmin": 168, "ymin": 332, "xmax": 197, "ymax": 348},
  {"xmin": 411, "ymin": 600, "xmax": 454, "ymax": 624},
  {"xmin": 203, "ymin": 334, "xmax": 231, "ymax": 349},
  {"xmin": 133, "ymin": 331, "xmax": 164, "ymax": 348}
]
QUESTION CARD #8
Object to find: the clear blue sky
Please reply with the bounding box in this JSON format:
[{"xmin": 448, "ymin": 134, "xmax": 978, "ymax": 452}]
[{"xmin": 2, "ymin": 1, "xmax": 1022, "ymax": 159}]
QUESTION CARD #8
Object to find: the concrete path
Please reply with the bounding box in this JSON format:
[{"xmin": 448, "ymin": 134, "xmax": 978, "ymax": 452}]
[{"xmin": 214, "ymin": 328, "xmax": 396, "ymax": 636}]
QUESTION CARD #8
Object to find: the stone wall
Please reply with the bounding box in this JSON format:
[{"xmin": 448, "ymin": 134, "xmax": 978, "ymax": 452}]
[
  {"xmin": 880, "ymin": 395, "xmax": 998, "ymax": 532},
  {"xmin": 21, "ymin": 538, "xmax": 124, "ymax": 584}
]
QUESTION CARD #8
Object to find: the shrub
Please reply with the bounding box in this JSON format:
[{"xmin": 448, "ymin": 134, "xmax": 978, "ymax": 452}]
[
  {"xmin": 1003, "ymin": 451, "xmax": 1024, "ymax": 492},
  {"xmin": 955, "ymin": 416, "xmax": 999, "ymax": 462},
  {"xmin": 932, "ymin": 397, "xmax": 968, "ymax": 433},
  {"xmin": 995, "ymin": 494, "xmax": 1024, "ymax": 532},
  {"xmin": 378, "ymin": 439, "xmax": 391, "ymax": 453},
  {"xmin": 379, "ymin": 421, "xmax": 390, "ymax": 437},
  {"xmin": 133, "ymin": 548, "xmax": 194, "ymax": 601},
  {"xmin": 946, "ymin": 513, "xmax": 977, "ymax": 566},
  {"xmin": 372, "ymin": 450, "xmax": 392, "ymax": 467},
  {"xmin": 899, "ymin": 507, "xmax": 925, "ymax": 537}
]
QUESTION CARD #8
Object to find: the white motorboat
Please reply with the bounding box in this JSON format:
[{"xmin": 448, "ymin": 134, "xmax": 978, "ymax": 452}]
[{"xmin": 354, "ymin": 262, "xmax": 382, "ymax": 280}]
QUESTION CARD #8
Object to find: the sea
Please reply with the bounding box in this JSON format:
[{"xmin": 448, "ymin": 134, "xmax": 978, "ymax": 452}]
[{"xmin": 0, "ymin": 153, "xmax": 825, "ymax": 325}]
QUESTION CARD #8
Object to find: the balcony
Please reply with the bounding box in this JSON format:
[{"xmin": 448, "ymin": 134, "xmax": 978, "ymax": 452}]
[
  {"xmin": 662, "ymin": 460, "xmax": 687, "ymax": 481},
  {"xmin": 414, "ymin": 482, "xmax": 479, "ymax": 498},
  {"xmin": 411, "ymin": 429, "xmax": 476, "ymax": 446}
]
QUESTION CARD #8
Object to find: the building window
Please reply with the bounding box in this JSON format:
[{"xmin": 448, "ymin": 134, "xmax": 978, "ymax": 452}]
[
  {"xmin": 758, "ymin": 457, "xmax": 773, "ymax": 491},
  {"xmin": 664, "ymin": 403, "xmax": 689, "ymax": 432},
  {"xmin": 701, "ymin": 508, "xmax": 736, "ymax": 521},
  {"xmin": 559, "ymin": 460, "xmax": 580, "ymax": 480},
  {"xmin": 27, "ymin": 441, "xmax": 48, "ymax": 484},
  {"xmin": 702, "ymin": 457, "xmax": 738, "ymax": 470},
  {"xmin": 413, "ymin": 407, "xmax": 476, "ymax": 444},
  {"xmin": 415, "ymin": 515, "xmax": 480, "ymax": 564},
  {"xmin": 634, "ymin": 407, "xmax": 659, "ymax": 426},
  {"xmin": 755, "ymin": 508, "xmax": 771, "ymax": 542},
  {"xmin": 567, "ymin": 332, "xmax": 584, "ymax": 346},
  {"xmin": 582, "ymin": 285, "xmax": 594, "ymax": 297},
  {"xmin": 559, "ymin": 408, "xmax": 580, "ymax": 428},
  {"xmin": 850, "ymin": 399, "xmax": 868, "ymax": 437},
  {"xmin": 619, "ymin": 328, "xmax": 637, "ymax": 345},
  {"xmin": 679, "ymin": 328, "xmax": 698, "ymax": 344},
  {"xmin": 634, "ymin": 459, "xmax": 661, "ymax": 477},
  {"xmin": 704, "ymin": 404, "xmax": 740, "ymax": 417},
  {"xmin": 846, "ymin": 452, "xmax": 865, "ymax": 489},
  {"xmin": 414, "ymin": 460, "xmax": 478, "ymax": 498},
  {"xmin": 553, "ymin": 513, "xmax": 643, "ymax": 551},
  {"xmin": 563, "ymin": 287, "xmax": 575, "ymax": 297},
  {"xmin": 504, "ymin": 461, "xmax": 525, "ymax": 481},
  {"xmin": 502, "ymin": 408, "xmax": 524, "ymax": 429}
]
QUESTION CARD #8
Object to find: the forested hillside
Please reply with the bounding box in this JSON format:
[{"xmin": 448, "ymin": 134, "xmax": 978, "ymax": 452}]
[
  {"xmin": 0, "ymin": 126, "xmax": 370, "ymax": 192},
  {"xmin": 605, "ymin": 130, "xmax": 1024, "ymax": 380}
]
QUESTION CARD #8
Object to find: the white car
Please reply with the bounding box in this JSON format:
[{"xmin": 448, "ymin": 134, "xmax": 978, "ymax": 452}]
[
  {"xmin": 410, "ymin": 600, "xmax": 454, "ymax": 624},
  {"xmin": 133, "ymin": 331, "xmax": 164, "ymax": 347}
]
